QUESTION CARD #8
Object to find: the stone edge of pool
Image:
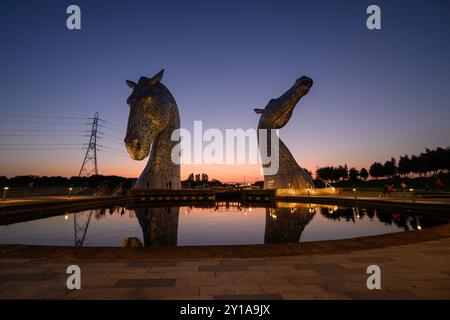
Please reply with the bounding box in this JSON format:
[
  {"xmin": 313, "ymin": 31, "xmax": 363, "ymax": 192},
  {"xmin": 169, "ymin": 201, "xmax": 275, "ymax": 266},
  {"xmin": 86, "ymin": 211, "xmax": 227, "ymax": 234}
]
[{"xmin": 1, "ymin": 223, "xmax": 450, "ymax": 261}]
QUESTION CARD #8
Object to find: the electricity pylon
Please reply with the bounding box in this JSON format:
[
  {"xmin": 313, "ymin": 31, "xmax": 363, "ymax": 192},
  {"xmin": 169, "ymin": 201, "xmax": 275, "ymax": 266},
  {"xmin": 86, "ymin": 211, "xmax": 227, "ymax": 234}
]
[{"xmin": 79, "ymin": 112, "xmax": 99, "ymax": 176}]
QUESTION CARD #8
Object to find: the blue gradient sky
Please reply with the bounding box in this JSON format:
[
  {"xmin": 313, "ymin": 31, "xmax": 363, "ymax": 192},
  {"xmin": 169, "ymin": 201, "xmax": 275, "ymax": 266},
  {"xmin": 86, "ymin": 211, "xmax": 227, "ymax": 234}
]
[{"xmin": 0, "ymin": 0, "xmax": 449, "ymax": 181}]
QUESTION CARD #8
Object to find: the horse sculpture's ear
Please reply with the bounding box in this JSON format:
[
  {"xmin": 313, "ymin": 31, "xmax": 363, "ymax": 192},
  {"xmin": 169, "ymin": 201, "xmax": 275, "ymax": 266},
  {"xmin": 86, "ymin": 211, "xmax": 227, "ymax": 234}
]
[
  {"xmin": 150, "ymin": 69, "xmax": 164, "ymax": 85},
  {"xmin": 254, "ymin": 108, "xmax": 264, "ymax": 114},
  {"xmin": 126, "ymin": 80, "xmax": 137, "ymax": 89}
]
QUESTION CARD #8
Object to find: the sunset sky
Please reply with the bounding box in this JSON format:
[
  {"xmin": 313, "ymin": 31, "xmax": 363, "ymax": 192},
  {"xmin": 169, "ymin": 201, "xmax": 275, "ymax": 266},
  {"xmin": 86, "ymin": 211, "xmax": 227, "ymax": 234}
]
[{"xmin": 1, "ymin": 0, "xmax": 449, "ymax": 182}]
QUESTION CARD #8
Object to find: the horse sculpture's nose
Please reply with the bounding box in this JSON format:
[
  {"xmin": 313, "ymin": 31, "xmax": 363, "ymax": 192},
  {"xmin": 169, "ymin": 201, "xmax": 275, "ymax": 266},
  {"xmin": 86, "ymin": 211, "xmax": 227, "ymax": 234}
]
[
  {"xmin": 299, "ymin": 76, "xmax": 313, "ymax": 89},
  {"xmin": 125, "ymin": 138, "xmax": 141, "ymax": 152}
]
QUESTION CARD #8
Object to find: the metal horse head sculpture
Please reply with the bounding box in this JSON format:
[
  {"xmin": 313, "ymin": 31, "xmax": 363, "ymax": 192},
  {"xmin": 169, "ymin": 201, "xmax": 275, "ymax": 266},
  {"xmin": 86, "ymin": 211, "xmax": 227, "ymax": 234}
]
[
  {"xmin": 124, "ymin": 70, "xmax": 181, "ymax": 189},
  {"xmin": 255, "ymin": 75, "xmax": 314, "ymax": 189}
]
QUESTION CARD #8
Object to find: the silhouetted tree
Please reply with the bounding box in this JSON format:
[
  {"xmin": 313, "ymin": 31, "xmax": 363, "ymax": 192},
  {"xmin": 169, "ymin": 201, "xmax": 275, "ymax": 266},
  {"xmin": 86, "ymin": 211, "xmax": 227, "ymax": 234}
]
[
  {"xmin": 338, "ymin": 164, "xmax": 349, "ymax": 180},
  {"xmin": 359, "ymin": 168, "xmax": 369, "ymax": 180},
  {"xmin": 369, "ymin": 162, "xmax": 384, "ymax": 179},
  {"xmin": 383, "ymin": 157, "xmax": 397, "ymax": 178},
  {"xmin": 349, "ymin": 167, "xmax": 359, "ymax": 181},
  {"xmin": 398, "ymin": 155, "xmax": 411, "ymax": 178}
]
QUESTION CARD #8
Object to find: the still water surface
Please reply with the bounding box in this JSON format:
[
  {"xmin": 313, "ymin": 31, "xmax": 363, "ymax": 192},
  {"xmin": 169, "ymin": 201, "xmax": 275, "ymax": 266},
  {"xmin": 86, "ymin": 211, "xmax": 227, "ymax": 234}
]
[{"xmin": 0, "ymin": 202, "xmax": 447, "ymax": 247}]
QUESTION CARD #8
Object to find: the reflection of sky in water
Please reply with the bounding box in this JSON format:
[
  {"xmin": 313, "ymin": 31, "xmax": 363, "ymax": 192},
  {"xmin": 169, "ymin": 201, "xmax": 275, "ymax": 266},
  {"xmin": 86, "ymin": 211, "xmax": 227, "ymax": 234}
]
[{"xmin": 0, "ymin": 204, "xmax": 447, "ymax": 247}]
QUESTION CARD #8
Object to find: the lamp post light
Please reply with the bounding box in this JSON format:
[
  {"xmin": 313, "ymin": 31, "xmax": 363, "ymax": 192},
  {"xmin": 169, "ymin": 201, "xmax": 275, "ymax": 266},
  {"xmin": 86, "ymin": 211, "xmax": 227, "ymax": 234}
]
[
  {"xmin": 68, "ymin": 187, "xmax": 73, "ymax": 198},
  {"xmin": 352, "ymin": 188, "xmax": 357, "ymax": 199},
  {"xmin": 2, "ymin": 187, "xmax": 9, "ymax": 201}
]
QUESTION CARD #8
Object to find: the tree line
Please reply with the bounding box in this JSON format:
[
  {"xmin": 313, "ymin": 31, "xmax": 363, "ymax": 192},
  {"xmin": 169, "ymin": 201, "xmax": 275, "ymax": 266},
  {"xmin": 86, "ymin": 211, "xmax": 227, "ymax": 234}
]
[
  {"xmin": 316, "ymin": 146, "xmax": 450, "ymax": 182},
  {"xmin": 0, "ymin": 175, "xmax": 136, "ymax": 189}
]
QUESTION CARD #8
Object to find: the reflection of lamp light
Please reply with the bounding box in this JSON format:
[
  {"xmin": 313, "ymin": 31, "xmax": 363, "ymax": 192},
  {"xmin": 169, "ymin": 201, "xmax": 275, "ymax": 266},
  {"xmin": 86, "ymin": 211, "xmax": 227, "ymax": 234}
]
[
  {"xmin": 415, "ymin": 216, "xmax": 422, "ymax": 230},
  {"xmin": 2, "ymin": 187, "xmax": 9, "ymax": 201}
]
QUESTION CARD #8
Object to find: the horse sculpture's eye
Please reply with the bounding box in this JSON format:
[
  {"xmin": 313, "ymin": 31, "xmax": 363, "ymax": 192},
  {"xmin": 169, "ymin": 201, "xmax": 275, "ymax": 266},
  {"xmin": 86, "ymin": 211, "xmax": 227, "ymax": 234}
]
[{"xmin": 143, "ymin": 96, "xmax": 152, "ymax": 105}]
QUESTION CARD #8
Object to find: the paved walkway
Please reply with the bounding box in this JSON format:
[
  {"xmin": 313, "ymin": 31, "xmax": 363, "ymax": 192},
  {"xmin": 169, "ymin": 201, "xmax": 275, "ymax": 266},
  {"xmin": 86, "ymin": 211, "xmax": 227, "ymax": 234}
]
[{"xmin": 1, "ymin": 237, "xmax": 449, "ymax": 300}]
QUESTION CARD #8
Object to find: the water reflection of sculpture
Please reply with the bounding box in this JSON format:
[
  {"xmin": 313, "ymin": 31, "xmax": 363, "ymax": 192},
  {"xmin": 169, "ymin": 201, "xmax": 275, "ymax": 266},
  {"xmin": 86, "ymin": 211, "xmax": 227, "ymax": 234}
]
[
  {"xmin": 264, "ymin": 207, "xmax": 315, "ymax": 243},
  {"xmin": 134, "ymin": 207, "xmax": 180, "ymax": 246}
]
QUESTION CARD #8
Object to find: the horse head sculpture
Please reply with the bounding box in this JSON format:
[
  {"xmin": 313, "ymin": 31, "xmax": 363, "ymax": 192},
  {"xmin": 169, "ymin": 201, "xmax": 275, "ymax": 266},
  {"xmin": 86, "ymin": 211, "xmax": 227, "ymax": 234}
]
[
  {"xmin": 255, "ymin": 75, "xmax": 314, "ymax": 189},
  {"xmin": 125, "ymin": 70, "xmax": 181, "ymax": 189}
]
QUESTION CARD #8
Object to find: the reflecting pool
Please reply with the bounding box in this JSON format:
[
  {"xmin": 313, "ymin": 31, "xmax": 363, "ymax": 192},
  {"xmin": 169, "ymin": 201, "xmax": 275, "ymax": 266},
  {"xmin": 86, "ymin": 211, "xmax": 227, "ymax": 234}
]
[{"xmin": 0, "ymin": 202, "xmax": 447, "ymax": 247}]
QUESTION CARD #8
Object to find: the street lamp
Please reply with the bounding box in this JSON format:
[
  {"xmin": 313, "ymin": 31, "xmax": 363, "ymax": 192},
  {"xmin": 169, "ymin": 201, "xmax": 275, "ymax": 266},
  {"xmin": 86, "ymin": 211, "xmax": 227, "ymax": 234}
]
[
  {"xmin": 68, "ymin": 187, "xmax": 73, "ymax": 198},
  {"xmin": 2, "ymin": 187, "xmax": 9, "ymax": 201},
  {"xmin": 352, "ymin": 188, "xmax": 357, "ymax": 199}
]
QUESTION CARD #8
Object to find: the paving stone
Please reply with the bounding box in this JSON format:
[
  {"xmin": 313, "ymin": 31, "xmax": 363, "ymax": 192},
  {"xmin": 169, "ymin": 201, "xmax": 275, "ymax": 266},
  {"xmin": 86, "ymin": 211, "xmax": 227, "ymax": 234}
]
[
  {"xmin": 281, "ymin": 292, "xmax": 352, "ymax": 300},
  {"xmin": 220, "ymin": 260, "xmax": 267, "ymax": 266},
  {"xmin": 262, "ymin": 283, "xmax": 328, "ymax": 295},
  {"xmin": 162, "ymin": 295, "xmax": 213, "ymax": 300},
  {"xmin": 201, "ymin": 285, "xmax": 263, "ymax": 296},
  {"xmin": 344, "ymin": 289, "xmax": 422, "ymax": 300},
  {"xmin": 295, "ymin": 263, "xmax": 361, "ymax": 275},
  {"xmin": 162, "ymin": 271, "xmax": 215, "ymax": 279},
  {"xmin": 113, "ymin": 278, "xmax": 176, "ymax": 288},
  {"xmin": 0, "ymin": 272, "xmax": 57, "ymax": 281},
  {"xmin": 66, "ymin": 288, "xmax": 137, "ymax": 300},
  {"xmin": 345, "ymin": 257, "xmax": 397, "ymax": 263},
  {"xmin": 199, "ymin": 265, "xmax": 248, "ymax": 272},
  {"xmin": 233, "ymin": 276, "xmax": 291, "ymax": 286},
  {"xmin": 133, "ymin": 286, "xmax": 199, "ymax": 299},
  {"xmin": 176, "ymin": 277, "xmax": 234, "ymax": 287},
  {"xmin": 214, "ymin": 294, "xmax": 283, "ymax": 300},
  {"xmin": 249, "ymin": 265, "xmax": 296, "ymax": 272},
  {"xmin": 150, "ymin": 266, "xmax": 199, "ymax": 272},
  {"xmin": 127, "ymin": 260, "xmax": 177, "ymax": 267}
]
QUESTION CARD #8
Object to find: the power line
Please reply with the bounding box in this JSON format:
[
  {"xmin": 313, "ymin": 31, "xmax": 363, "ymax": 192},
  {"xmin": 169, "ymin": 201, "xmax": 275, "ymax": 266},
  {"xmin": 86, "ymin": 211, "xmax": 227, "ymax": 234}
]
[
  {"xmin": 97, "ymin": 136, "xmax": 124, "ymax": 145},
  {"xmin": 98, "ymin": 145, "xmax": 127, "ymax": 153},
  {"xmin": 0, "ymin": 143, "xmax": 83, "ymax": 146},
  {"xmin": 0, "ymin": 120, "xmax": 89, "ymax": 125},
  {"xmin": 2, "ymin": 148, "xmax": 87, "ymax": 151},
  {"xmin": 98, "ymin": 118, "xmax": 126, "ymax": 129},
  {"xmin": 100, "ymin": 132, "xmax": 124, "ymax": 140},
  {"xmin": 0, "ymin": 114, "xmax": 87, "ymax": 120},
  {"xmin": 98, "ymin": 149, "xmax": 130, "ymax": 158},
  {"xmin": 100, "ymin": 125, "xmax": 126, "ymax": 135},
  {"xmin": 0, "ymin": 134, "xmax": 85, "ymax": 137},
  {"xmin": 0, "ymin": 129, "xmax": 86, "ymax": 132}
]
